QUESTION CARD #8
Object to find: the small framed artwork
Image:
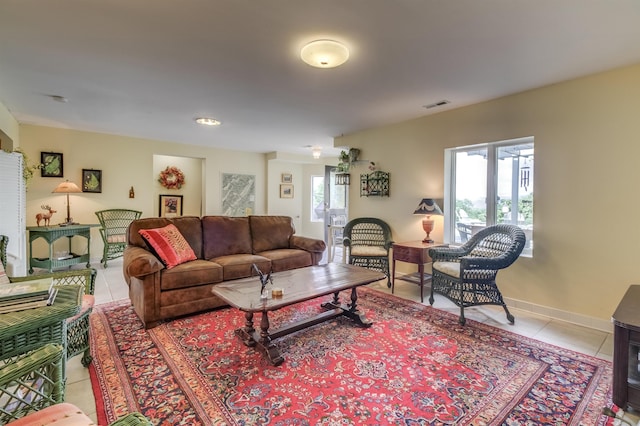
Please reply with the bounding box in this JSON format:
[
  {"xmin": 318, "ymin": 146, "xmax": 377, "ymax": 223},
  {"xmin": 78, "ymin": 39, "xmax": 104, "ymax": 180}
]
[
  {"xmin": 41, "ymin": 152, "xmax": 63, "ymax": 177},
  {"xmin": 159, "ymin": 194, "xmax": 183, "ymax": 218},
  {"xmin": 82, "ymin": 169, "xmax": 102, "ymax": 193},
  {"xmin": 281, "ymin": 173, "xmax": 292, "ymax": 183},
  {"xmin": 280, "ymin": 184, "xmax": 294, "ymax": 198}
]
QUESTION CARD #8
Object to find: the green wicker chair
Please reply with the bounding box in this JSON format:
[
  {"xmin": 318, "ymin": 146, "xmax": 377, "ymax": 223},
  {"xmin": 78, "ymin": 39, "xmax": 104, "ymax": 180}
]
[
  {"xmin": 0, "ymin": 343, "xmax": 65, "ymax": 424},
  {"xmin": 95, "ymin": 209, "xmax": 142, "ymax": 267},
  {"xmin": 342, "ymin": 217, "xmax": 393, "ymax": 287},
  {"xmin": 428, "ymin": 224, "xmax": 526, "ymax": 325},
  {"xmin": 0, "ymin": 236, "xmax": 96, "ymax": 366}
]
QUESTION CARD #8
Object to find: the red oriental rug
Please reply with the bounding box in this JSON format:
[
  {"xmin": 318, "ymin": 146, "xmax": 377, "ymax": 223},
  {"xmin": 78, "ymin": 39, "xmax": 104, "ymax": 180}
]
[{"xmin": 89, "ymin": 287, "xmax": 614, "ymax": 425}]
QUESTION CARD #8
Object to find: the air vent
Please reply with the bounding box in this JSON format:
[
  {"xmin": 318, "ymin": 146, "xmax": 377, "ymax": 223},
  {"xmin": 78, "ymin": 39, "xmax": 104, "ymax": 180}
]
[{"xmin": 423, "ymin": 100, "xmax": 450, "ymax": 109}]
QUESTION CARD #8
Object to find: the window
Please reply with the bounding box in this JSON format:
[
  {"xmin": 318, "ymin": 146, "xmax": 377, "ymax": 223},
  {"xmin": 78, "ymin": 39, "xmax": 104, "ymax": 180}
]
[
  {"xmin": 311, "ymin": 175, "xmax": 324, "ymax": 222},
  {"xmin": 444, "ymin": 137, "xmax": 534, "ymax": 256}
]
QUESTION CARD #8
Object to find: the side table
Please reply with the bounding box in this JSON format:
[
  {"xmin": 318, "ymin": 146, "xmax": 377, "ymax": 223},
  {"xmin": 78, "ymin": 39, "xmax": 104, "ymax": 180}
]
[
  {"xmin": 612, "ymin": 285, "xmax": 640, "ymax": 411},
  {"xmin": 27, "ymin": 225, "xmax": 93, "ymax": 273},
  {"xmin": 392, "ymin": 241, "xmax": 444, "ymax": 302}
]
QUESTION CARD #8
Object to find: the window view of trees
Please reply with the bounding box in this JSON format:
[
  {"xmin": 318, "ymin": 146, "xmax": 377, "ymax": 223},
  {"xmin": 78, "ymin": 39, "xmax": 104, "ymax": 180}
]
[{"xmin": 447, "ymin": 138, "xmax": 534, "ymax": 256}]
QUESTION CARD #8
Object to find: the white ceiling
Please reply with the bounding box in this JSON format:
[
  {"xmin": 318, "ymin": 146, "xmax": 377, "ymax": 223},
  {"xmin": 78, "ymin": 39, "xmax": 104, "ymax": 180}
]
[{"xmin": 1, "ymin": 0, "xmax": 640, "ymax": 157}]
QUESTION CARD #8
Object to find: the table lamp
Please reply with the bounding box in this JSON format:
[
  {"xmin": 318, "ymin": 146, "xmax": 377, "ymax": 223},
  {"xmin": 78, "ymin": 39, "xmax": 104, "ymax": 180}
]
[
  {"xmin": 52, "ymin": 180, "xmax": 82, "ymax": 225},
  {"xmin": 413, "ymin": 198, "xmax": 443, "ymax": 243}
]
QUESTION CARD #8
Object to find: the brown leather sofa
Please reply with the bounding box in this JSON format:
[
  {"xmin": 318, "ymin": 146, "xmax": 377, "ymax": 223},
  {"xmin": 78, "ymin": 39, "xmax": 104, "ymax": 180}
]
[{"xmin": 123, "ymin": 215, "xmax": 326, "ymax": 328}]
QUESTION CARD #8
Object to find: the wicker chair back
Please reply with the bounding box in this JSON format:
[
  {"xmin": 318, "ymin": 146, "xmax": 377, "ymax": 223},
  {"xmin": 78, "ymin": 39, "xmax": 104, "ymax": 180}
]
[{"xmin": 95, "ymin": 209, "xmax": 142, "ymax": 267}]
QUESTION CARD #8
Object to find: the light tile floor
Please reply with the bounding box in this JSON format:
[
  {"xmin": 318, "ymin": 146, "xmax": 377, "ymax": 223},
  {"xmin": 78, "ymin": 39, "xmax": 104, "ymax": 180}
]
[{"xmin": 64, "ymin": 255, "xmax": 629, "ymax": 424}]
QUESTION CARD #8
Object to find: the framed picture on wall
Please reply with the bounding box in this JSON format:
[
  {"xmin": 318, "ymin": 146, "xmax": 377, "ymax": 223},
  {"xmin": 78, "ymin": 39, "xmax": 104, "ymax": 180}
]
[
  {"xmin": 280, "ymin": 184, "xmax": 294, "ymax": 198},
  {"xmin": 281, "ymin": 173, "xmax": 292, "ymax": 183},
  {"xmin": 159, "ymin": 194, "xmax": 183, "ymax": 218},
  {"xmin": 41, "ymin": 152, "xmax": 63, "ymax": 177},
  {"xmin": 82, "ymin": 169, "xmax": 102, "ymax": 193}
]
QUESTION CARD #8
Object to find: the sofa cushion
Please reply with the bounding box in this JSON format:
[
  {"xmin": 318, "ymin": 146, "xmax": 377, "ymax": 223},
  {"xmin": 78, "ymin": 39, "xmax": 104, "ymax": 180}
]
[
  {"xmin": 211, "ymin": 254, "xmax": 271, "ymax": 281},
  {"xmin": 128, "ymin": 217, "xmax": 173, "ymax": 248},
  {"xmin": 160, "ymin": 259, "xmax": 223, "ymax": 290},
  {"xmin": 202, "ymin": 216, "xmax": 252, "ymax": 259},
  {"xmin": 257, "ymin": 249, "xmax": 312, "ymax": 272},
  {"xmin": 139, "ymin": 224, "xmax": 197, "ymax": 269},
  {"xmin": 249, "ymin": 215, "xmax": 294, "ymax": 253}
]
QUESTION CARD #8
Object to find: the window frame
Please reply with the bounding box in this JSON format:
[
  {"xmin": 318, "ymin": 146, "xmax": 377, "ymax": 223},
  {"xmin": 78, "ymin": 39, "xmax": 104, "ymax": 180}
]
[{"xmin": 444, "ymin": 136, "xmax": 534, "ymax": 256}]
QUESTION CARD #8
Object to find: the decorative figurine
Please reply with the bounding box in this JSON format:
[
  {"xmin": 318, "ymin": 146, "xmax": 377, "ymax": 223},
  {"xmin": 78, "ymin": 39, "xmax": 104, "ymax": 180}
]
[
  {"xmin": 36, "ymin": 204, "xmax": 56, "ymax": 227},
  {"xmin": 252, "ymin": 264, "xmax": 273, "ymax": 299}
]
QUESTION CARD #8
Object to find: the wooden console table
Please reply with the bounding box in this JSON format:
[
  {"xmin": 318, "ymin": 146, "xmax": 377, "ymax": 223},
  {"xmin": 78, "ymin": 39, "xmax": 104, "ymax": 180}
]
[
  {"xmin": 392, "ymin": 241, "xmax": 444, "ymax": 302},
  {"xmin": 27, "ymin": 225, "xmax": 93, "ymax": 273},
  {"xmin": 612, "ymin": 284, "xmax": 640, "ymax": 411}
]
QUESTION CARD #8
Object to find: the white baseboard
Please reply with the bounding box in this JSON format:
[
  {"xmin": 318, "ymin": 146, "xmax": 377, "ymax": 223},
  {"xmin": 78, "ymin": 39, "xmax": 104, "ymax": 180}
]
[{"xmin": 504, "ymin": 296, "xmax": 613, "ymax": 333}]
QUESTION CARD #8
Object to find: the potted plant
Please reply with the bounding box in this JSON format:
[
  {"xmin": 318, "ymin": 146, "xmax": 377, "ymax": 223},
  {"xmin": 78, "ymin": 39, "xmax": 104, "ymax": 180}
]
[{"xmin": 338, "ymin": 150, "xmax": 350, "ymax": 172}]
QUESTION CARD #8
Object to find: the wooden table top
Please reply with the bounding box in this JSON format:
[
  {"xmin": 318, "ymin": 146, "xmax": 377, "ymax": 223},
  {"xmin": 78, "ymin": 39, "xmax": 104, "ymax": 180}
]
[{"xmin": 212, "ymin": 263, "xmax": 385, "ymax": 313}]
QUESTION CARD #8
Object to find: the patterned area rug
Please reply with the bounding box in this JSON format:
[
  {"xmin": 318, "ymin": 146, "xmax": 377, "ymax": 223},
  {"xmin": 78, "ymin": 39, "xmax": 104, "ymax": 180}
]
[{"xmin": 90, "ymin": 287, "xmax": 613, "ymax": 425}]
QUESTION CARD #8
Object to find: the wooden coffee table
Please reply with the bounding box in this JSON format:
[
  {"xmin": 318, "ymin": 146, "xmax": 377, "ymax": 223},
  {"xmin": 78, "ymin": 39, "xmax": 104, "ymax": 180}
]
[{"xmin": 211, "ymin": 263, "xmax": 386, "ymax": 366}]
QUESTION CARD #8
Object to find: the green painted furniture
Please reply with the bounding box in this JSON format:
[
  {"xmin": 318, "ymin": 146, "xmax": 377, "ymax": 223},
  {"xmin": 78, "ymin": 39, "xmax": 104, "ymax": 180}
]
[
  {"xmin": 95, "ymin": 209, "xmax": 142, "ymax": 267},
  {"xmin": 342, "ymin": 217, "xmax": 394, "ymax": 287},
  {"xmin": 0, "ymin": 284, "xmax": 83, "ymax": 422},
  {"xmin": 428, "ymin": 224, "xmax": 526, "ymax": 325},
  {"xmin": 26, "ymin": 225, "xmax": 92, "ymax": 273},
  {"xmin": 1, "ymin": 236, "xmax": 96, "ymax": 366},
  {"xmin": 0, "ymin": 344, "xmax": 65, "ymax": 423}
]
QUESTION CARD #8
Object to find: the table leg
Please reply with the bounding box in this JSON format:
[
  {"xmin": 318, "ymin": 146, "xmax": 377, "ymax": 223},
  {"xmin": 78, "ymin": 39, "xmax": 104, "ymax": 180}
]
[
  {"xmin": 391, "ymin": 258, "xmax": 396, "ymax": 295},
  {"xmin": 258, "ymin": 311, "xmax": 284, "ymax": 366},
  {"xmin": 326, "ymin": 288, "xmax": 371, "ymax": 328},
  {"xmin": 235, "ymin": 312, "xmax": 257, "ymax": 347},
  {"xmin": 418, "ymin": 262, "xmax": 424, "ymax": 302}
]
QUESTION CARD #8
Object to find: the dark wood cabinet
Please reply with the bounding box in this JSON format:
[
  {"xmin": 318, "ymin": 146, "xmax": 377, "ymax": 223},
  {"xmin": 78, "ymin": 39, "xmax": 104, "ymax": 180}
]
[{"xmin": 612, "ymin": 285, "xmax": 640, "ymax": 411}]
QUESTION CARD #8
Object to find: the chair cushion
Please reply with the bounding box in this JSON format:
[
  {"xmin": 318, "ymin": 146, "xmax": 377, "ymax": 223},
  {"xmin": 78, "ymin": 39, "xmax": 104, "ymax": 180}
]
[
  {"xmin": 139, "ymin": 224, "xmax": 197, "ymax": 269},
  {"xmin": 67, "ymin": 294, "xmax": 95, "ymax": 323},
  {"xmin": 350, "ymin": 246, "xmax": 387, "ymax": 257},
  {"xmin": 433, "ymin": 261, "xmax": 461, "ymax": 278},
  {"xmin": 6, "ymin": 402, "xmax": 93, "ymax": 425},
  {"xmin": 106, "ymin": 234, "xmax": 127, "ymax": 243},
  {"xmin": 0, "ymin": 260, "xmax": 9, "ymax": 285}
]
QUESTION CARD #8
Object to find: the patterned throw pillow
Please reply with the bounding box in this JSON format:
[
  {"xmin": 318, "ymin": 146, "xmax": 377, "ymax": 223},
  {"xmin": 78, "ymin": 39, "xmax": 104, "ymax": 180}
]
[
  {"xmin": 138, "ymin": 224, "xmax": 197, "ymax": 269},
  {"xmin": 0, "ymin": 260, "xmax": 9, "ymax": 285}
]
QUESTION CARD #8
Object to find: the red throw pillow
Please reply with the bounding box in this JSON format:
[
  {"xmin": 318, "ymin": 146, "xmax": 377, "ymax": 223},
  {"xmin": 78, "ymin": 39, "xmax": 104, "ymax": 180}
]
[{"xmin": 138, "ymin": 224, "xmax": 197, "ymax": 269}]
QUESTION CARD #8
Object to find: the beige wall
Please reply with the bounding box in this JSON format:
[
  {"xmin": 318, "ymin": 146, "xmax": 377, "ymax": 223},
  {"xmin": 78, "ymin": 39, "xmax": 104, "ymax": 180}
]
[
  {"xmin": 337, "ymin": 62, "xmax": 640, "ymax": 328},
  {"xmin": 17, "ymin": 125, "xmax": 269, "ymax": 258}
]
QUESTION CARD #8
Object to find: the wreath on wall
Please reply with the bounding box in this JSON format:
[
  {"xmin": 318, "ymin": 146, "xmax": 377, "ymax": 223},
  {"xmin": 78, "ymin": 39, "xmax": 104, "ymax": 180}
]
[{"xmin": 158, "ymin": 166, "xmax": 185, "ymax": 189}]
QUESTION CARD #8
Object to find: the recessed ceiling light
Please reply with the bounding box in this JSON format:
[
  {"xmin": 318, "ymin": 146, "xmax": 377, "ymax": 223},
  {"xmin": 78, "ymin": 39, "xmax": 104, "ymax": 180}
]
[
  {"xmin": 300, "ymin": 40, "xmax": 349, "ymax": 69},
  {"xmin": 195, "ymin": 117, "xmax": 221, "ymax": 126}
]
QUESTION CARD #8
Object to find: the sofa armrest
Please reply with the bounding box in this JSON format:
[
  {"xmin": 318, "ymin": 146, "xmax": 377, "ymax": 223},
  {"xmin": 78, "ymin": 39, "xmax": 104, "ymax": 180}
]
[
  {"xmin": 123, "ymin": 246, "xmax": 165, "ymax": 279},
  {"xmin": 290, "ymin": 235, "xmax": 326, "ymax": 254}
]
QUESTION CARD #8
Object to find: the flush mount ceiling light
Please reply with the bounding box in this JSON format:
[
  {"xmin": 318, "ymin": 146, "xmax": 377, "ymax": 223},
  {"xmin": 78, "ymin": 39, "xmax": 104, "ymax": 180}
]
[
  {"xmin": 300, "ymin": 39, "xmax": 349, "ymax": 69},
  {"xmin": 195, "ymin": 117, "xmax": 221, "ymax": 126},
  {"xmin": 311, "ymin": 146, "xmax": 322, "ymax": 159}
]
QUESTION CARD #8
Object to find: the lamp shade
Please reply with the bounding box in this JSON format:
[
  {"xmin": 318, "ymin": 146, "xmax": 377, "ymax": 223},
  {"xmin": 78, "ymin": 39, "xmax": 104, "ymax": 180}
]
[
  {"xmin": 413, "ymin": 198, "xmax": 443, "ymax": 216},
  {"xmin": 52, "ymin": 180, "xmax": 82, "ymax": 194}
]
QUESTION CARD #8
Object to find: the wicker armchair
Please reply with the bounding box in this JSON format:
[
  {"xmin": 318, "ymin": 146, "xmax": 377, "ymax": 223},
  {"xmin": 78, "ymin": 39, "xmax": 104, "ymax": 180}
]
[
  {"xmin": 0, "ymin": 344, "xmax": 65, "ymax": 424},
  {"xmin": 0, "ymin": 236, "xmax": 96, "ymax": 366},
  {"xmin": 428, "ymin": 224, "xmax": 526, "ymax": 325},
  {"xmin": 343, "ymin": 217, "xmax": 393, "ymax": 287},
  {"xmin": 95, "ymin": 209, "xmax": 142, "ymax": 267}
]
